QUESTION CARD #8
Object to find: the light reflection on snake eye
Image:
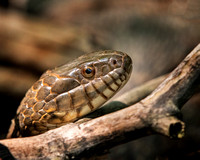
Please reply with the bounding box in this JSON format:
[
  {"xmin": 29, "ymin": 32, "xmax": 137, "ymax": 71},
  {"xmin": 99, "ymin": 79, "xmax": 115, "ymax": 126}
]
[{"xmin": 82, "ymin": 66, "xmax": 95, "ymax": 78}]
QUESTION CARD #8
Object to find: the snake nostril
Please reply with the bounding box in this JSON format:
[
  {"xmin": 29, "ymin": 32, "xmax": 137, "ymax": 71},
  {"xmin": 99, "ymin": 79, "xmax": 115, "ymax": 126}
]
[
  {"xmin": 110, "ymin": 58, "xmax": 122, "ymax": 68},
  {"xmin": 113, "ymin": 59, "xmax": 117, "ymax": 65}
]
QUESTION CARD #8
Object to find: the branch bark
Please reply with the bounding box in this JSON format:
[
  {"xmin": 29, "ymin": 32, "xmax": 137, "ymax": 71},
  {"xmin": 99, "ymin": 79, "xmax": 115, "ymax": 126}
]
[{"xmin": 0, "ymin": 44, "xmax": 200, "ymax": 160}]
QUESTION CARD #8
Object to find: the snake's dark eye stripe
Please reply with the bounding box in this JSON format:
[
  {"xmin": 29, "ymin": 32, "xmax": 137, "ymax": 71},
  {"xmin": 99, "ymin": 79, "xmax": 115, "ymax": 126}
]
[{"xmin": 82, "ymin": 66, "xmax": 95, "ymax": 78}]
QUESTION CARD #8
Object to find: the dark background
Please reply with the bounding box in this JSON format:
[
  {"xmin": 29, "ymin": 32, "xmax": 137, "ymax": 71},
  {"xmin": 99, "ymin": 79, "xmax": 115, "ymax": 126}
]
[{"xmin": 0, "ymin": 0, "xmax": 200, "ymax": 159}]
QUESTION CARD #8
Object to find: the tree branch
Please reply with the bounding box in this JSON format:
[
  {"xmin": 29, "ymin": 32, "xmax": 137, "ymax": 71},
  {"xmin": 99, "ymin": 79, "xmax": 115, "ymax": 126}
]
[{"xmin": 0, "ymin": 44, "xmax": 200, "ymax": 159}]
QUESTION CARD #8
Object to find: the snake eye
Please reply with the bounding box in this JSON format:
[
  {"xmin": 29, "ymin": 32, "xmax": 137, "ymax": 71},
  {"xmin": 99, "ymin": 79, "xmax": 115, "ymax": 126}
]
[{"xmin": 82, "ymin": 66, "xmax": 95, "ymax": 78}]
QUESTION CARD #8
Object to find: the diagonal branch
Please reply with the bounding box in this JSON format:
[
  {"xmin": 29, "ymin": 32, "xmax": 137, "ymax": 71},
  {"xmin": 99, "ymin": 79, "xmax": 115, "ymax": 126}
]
[{"xmin": 0, "ymin": 44, "xmax": 200, "ymax": 160}]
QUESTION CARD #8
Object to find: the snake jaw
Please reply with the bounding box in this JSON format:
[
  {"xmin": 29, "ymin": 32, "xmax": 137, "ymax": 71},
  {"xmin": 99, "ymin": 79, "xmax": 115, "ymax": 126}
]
[{"xmin": 7, "ymin": 50, "xmax": 132, "ymax": 138}]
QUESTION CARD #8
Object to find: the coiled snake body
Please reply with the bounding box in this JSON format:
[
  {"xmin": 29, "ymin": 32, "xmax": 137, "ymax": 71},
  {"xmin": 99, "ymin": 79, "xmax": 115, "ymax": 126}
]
[{"xmin": 7, "ymin": 50, "xmax": 132, "ymax": 138}]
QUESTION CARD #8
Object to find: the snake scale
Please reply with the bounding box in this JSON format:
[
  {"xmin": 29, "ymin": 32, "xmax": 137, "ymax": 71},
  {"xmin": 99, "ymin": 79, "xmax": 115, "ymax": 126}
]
[{"xmin": 7, "ymin": 50, "xmax": 132, "ymax": 138}]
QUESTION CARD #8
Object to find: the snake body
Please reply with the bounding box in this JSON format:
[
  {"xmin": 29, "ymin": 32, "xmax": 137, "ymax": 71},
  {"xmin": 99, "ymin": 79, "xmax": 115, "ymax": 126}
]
[{"xmin": 7, "ymin": 50, "xmax": 132, "ymax": 138}]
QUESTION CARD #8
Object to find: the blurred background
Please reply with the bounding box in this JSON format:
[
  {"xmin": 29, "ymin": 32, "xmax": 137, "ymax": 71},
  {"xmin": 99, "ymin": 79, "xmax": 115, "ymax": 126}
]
[{"xmin": 0, "ymin": 0, "xmax": 200, "ymax": 159}]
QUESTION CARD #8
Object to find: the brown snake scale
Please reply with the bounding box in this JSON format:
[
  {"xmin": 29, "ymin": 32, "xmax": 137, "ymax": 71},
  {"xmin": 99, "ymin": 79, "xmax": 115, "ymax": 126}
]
[{"xmin": 7, "ymin": 50, "xmax": 132, "ymax": 138}]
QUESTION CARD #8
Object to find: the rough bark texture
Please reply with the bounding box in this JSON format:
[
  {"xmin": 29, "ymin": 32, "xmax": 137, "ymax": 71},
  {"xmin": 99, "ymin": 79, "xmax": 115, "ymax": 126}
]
[{"xmin": 0, "ymin": 44, "xmax": 199, "ymax": 159}]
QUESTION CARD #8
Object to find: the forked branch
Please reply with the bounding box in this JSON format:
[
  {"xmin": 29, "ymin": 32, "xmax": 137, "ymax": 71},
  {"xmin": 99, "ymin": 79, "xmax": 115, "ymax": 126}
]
[{"xmin": 0, "ymin": 44, "xmax": 200, "ymax": 160}]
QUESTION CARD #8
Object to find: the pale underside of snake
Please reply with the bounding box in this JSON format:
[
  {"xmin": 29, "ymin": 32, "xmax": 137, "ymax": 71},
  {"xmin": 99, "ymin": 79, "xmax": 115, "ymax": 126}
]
[{"xmin": 7, "ymin": 50, "xmax": 132, "ymax": 138}]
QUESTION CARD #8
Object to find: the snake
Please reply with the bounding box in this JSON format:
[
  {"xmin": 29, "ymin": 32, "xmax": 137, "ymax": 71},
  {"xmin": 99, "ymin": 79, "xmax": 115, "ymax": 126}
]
[{"xmin": 7, "ymin": 50, "xmax": 132, "ymax": 138}]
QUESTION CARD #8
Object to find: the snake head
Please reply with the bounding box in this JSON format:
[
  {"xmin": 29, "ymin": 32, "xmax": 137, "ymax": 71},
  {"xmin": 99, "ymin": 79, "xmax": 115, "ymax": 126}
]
[{"xmin": 9, "ymin": 50, "xmax": 132, "ymax": 137}]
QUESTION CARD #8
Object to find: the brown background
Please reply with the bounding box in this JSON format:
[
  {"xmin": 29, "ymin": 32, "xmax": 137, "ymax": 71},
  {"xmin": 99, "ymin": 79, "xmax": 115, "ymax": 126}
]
[{"xmin": 0, "ymin": 0, "xmax": 200, "ymax": 159}]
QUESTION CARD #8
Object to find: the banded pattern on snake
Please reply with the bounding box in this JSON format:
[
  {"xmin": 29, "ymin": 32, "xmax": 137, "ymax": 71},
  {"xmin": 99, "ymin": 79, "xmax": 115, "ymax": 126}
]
[{"xmin": 7, "ymin": 50, "xmax": 132, "ymax": 138}]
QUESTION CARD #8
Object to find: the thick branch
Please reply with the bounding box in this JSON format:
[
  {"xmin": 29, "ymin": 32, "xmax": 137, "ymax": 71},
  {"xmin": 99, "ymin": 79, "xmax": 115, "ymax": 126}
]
[
  {"xmin": 142, "ymin": 45, "xmax": 200, "ymax": 108},
  {"xmin": 0, "ymin": 44, "xmax": 200, "ymax": 159}
]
